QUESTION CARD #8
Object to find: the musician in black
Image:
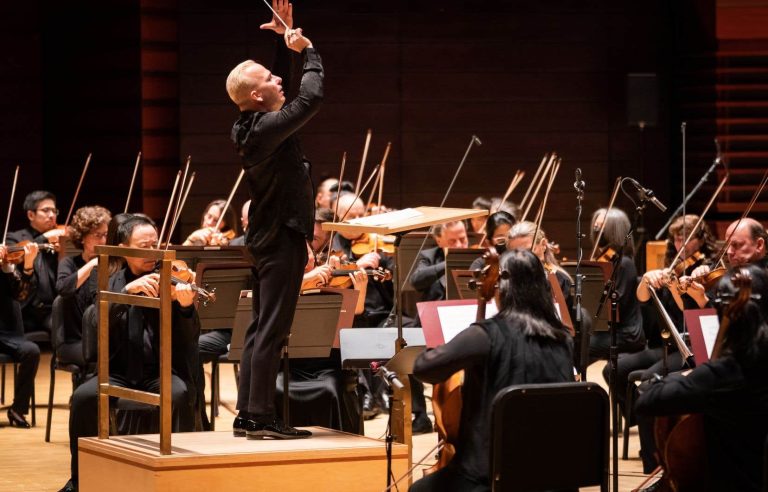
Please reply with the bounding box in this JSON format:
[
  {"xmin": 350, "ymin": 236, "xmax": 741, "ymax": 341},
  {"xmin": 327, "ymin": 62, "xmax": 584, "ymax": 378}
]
[
  {"xmin": 410, "ymin": 249, "xmax": 574, "ymax": 491},
  {"xmin": 636, "ymin": 264, "xmax": 768, "ymax": 492},
  {"xmin": 0, "ymin": 243, "xmax": 40, "ymax": 429},
  {"xmin": 59, "ymin": 215, "xmax": 201, "ymax": 492},
  {"xmin": 226, "ymin": 0, "xmax": 321, "ymax": 439},
  {"xmin": 7, "ymin": 190, "xmax": 66, "ymax": 334}
]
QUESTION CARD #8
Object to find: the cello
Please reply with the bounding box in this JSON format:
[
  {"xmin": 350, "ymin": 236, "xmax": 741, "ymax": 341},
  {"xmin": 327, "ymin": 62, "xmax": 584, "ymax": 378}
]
[{"xmin": 426, "ymin": 248, "xmax": 499, "ymax": 475}]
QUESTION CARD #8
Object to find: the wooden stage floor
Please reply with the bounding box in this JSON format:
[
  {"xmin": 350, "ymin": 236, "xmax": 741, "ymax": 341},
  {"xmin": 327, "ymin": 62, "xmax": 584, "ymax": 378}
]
[{"xmin": 0, "ymin": 353, "xmax": 650, "ymax": 491}]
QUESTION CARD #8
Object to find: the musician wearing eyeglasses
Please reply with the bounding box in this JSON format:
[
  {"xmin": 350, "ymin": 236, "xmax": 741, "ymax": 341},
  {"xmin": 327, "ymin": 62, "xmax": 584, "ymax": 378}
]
[
  {"xmin": 55, "ymin": 206, "xmax": 112, "ymax": 369},
  {"xmin": 6, "ymin": 190, "xmax": 65, "ymax": 335}
]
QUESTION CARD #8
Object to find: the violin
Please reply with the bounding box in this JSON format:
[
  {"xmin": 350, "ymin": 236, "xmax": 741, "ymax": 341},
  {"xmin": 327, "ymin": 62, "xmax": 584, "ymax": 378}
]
[
  {"xmin": 326, "ymin": 264, "xmax": 391, "ymax": 288},
  {"xmin": 154, "ymin": 259, "xmax": 217, "ymax": 306},
  {"xmin": 679, "ymin": 265, "xmax": 727, "ymax": 292},
  {"xmin": 350, "ymin": 233, "xmax": 396, "ymax": 256},
  {"xmin": 0, "ymin": 241, "xmax": 56, "ymax": 265},
  {"xmin": 427, "ymin": 248, "xmax": 499, "ymax": 476},
  {"xmin": 672, "ymin": 250, "xmax": 705, "ymax": 277},
  {"xmin": 595, "ymin": 246, "xmax": 617, "ymax": 263}
]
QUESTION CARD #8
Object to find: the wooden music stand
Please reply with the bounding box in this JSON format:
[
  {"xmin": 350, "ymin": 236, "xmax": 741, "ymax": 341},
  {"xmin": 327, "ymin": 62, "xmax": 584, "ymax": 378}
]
[
  {"xmin": 95, "ymin": 245, "xmax": 175, "ymax": 455},
  {"xmin": 323, "ymin": 206, "xmax": 487, "ymax": 463}
]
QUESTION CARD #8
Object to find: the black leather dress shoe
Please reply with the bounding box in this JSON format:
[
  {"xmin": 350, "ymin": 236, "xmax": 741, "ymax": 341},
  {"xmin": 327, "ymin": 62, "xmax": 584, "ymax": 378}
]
[
  {"xmin": 232, "ymin": 415, "xmax": 247, "ymax": 437},
  {"xmin": 7, "ymin": 408, "xmax": 30, "ymax": 428},
  {"xmin": 58, "ymin": 479, "xmax": 78, "ymax": 492},
  {"xmin": 412, "ymin": 414, "xmax": 434, "ymax": 435},
  {"xmin": 245, "ymin": 418, "xmax": 312, "ymax": 440}
]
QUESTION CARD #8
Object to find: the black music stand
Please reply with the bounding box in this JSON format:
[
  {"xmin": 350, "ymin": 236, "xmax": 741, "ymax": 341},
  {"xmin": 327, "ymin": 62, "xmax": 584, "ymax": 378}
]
[{"xmin": 445, "ymin": 248, "xmax": 483, "ymax": 299}]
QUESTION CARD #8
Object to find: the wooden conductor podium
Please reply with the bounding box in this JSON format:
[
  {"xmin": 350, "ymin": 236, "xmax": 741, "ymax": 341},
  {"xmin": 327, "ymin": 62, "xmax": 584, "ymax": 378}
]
[
  {"xmin": 323, "ymin": 206, "xmax": 487, "ymax": 466},
  {"xmin": 79, "ymin": 246, "xmax": 408, "ymax": 492}
]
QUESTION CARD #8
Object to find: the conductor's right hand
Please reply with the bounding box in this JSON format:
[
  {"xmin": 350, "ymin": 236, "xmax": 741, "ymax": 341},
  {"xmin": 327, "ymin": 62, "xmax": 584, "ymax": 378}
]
[
  {"xmin": 260, "ymin": 0, "xmax": 293, "ymax": 35},
  {"xmin": 285, "ymin": 28, "xmax": 312, "ymax": 52}
]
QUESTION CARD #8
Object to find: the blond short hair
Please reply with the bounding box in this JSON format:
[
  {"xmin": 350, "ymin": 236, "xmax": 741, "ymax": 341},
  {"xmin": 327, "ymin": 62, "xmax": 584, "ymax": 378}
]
[{"xmin": 226, "ymin": 60, "xmax": 257, "ymax": 108}]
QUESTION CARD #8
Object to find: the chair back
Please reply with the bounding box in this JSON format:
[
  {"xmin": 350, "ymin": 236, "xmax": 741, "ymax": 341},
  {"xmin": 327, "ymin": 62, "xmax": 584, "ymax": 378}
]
[
  {"xmin": 50, "ymin": 296, "xmax": 66, "ymax": 353},
  {"xmin": 82, "ymin": 304, "xmax": 98, "ymax": 364},
  {"xmin": 490, "ymin": 382, "xmax": 609, "ymax": 492}
]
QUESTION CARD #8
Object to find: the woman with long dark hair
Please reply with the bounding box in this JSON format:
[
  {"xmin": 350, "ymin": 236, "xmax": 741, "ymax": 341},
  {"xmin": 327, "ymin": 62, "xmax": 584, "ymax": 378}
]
[{"xmin": 410, "ymin": 249, "xmax": 573, "ymax": 491}]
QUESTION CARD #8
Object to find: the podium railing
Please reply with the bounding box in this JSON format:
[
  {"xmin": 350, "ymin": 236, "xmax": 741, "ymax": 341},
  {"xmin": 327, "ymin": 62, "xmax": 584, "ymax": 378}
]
[{"xmin": 95, "ymin": 245, "xmax": 175, "ymax": 455}]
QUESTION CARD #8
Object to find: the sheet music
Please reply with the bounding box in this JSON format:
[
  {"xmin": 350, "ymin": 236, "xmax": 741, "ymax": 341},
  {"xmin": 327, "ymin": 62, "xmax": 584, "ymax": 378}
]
[
  {"xmin": 700, "ymin": 314, "xmax": 720, "ymax": 357},
  {"xmin": 347, "ymin": 207, "xmax": 422, "ymax": 226},
  {"xmin": 437, "ymin": 301, "xmax": 498, "ymax": 343}
]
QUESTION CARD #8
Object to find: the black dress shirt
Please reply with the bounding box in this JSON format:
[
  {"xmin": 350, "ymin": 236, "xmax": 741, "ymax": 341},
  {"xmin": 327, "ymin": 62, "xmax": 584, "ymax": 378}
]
[
  {"xmin": 231, "ymin": 44, "xmax": 323, "ymax": 254},
  {"xmin": 0, "ymin": 266, "xmax": 35, "ymax": 344},
  {"xmin": 411, "ymin": 247, "xmax": 447, "ymax": 302},
  {"xmin": 56, "ymin": 255, "xmax": 99, "ymax": 343},
  {"xmin": 6, "ymin": 226, "xmax": 58, "ymax": 309}
]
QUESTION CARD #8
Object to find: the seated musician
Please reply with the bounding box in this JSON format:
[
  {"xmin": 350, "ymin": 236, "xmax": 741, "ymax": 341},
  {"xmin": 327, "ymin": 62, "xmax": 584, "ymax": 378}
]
[
  {"xmin": 60, "ymin": 215, "xmax": 201, "ymax": 492},
  {"xmin": 469, "ymin": 211, "xmax": 516, "ymax": 270},
  {"xmin": 182, "ymin": 199, "xmax": 239, "ymax": 246},
  {"xmin": 588, "ymin": 207, "xmax": 645, "ymax": 360},
  {"xmin": 410, "ymin": 249, "xmax": 574, "ymax": 492},
  {"xmin": 468, "ymin": 196, "xmax": 491, "ymax": 234},
  {"xmin": 315, "ymin": 177, "xmax": 338, "ymax": 209},
  {"xmin": 682, "ymin": 218, "xmax": 767, "ymax": 308},
  {"xmin": 411, "ymin": 220, "xmax": 469, "ymax": 303},
  {"xmin": 614, "ymin": 215, "xmax": 717, "ymax": 472},
  {"xmin": 0, "ymin": 243, "xmax": 41, "ymax": 429},
  {"xmin": 310, "ymin": 207, "xmax": 334, "ymax": 255},
  {"xmin": 229, "ymin": 199, "xmax": 251, "ymax": 246},
  {"xmin": 635, "ymin": 264, "xmax": 768, "ymax": 492},
  {"xmin": 7, "ymin": 190, "xmax": 65, "ymax": 334},
  {"xmin": 56, "ymin": 205, "xmax": 111, "ymax": 369}
]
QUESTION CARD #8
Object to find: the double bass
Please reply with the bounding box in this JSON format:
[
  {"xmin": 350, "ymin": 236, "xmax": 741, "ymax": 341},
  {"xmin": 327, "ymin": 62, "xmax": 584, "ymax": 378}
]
[{"xmin": 427, "ymin": 248, "xmax": 499, "ymax": 474}]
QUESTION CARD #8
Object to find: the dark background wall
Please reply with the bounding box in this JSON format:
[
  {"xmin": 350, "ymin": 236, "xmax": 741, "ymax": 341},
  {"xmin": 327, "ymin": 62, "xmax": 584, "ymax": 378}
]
[{"xmin": 1, "ymin": 1, "xmax": 717, "ymax": 257}]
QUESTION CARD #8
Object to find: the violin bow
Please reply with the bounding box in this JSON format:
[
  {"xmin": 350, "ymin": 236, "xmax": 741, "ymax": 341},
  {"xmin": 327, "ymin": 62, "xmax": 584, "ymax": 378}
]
[
  {"xmin": 713, "ymin": 169, "xmax": 768, "ymax": 268},
  {"xmin": 354, "ymin": 128, "xmax": 372, "ymax": 194},
  {"xmin": 156, "ymin": 171, "xmax": 182, "ymax": 249},
  {"xmin": 336, "ymin": 163, "xmax": 382, "ymax": 224},
  {"xmin": 518, "ymin": 153, "xmax": 549, "ymax": 214},
  {"xmin": 374, "ymin": 143, "xmax": 390, "ymax": 252},
  {"xmin": 165, "ymin": 171, "xmax": 196, "ymax": 250},
  {"xmin": 124, "ymin": 151, "xmax": 142, "ymax": 214},
  {"xmin": 365, "ymin": 141, "xmax": 391, "ymax": 213},
  {"xmin": 324, "ymin": 151, "xmax": 347, "ymax": 265},
  {"xmin": 214, "ymin": 168, "xmax": 245, "ymax": 233},
  {"xmin": 531, "ymin": 157, "xmax": 560, "ymax": 252},
  {"xmin": 2, "ymin": 165, "xmax": 20, "ymax": 246},
  {"xmin": 521, "ymin": 152, "xmax": 556, "ymax": 222},
  {"xmin": 476, "ymin": 169, "xmax": 524, "ymax": 245},
  {"xmin": 668, "ymin": 174, "xmax": 728, "ymax": 273},
  {"xmin": 590, "ymin": 176, "xmax": 622, "ymax": 261},
  {"xmin": 63, "ymin": 152, "xmax": 92, "ymax": 228}
]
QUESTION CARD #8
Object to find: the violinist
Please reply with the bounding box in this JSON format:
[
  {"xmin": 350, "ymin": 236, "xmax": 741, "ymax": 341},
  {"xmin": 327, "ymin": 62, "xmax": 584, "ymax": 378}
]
[
  {"xmin": 588, "ymin": 207, "xmax": 645, "ymax": 359},
  {"xmin": 314, "ymin": 177, "xmax": 338, "ymax": 209},
  {"xmin": 411, "ymin": 220, "xmax": 469, "ymax": 304},
  {"xmin": 227, "ymin": 0, "xmax": 319, "ymax": 440},
  {"xmin": 410, "ymin": 249, "xmax": 574, "ymax": 492},
  {"xmin": 60, "ymin": 215, "xmax": 201, "ymax": 492},
  {"xmin": 55, "ymin": 205, "xmax": 111, "ymax": 368},
  {"xmin": 469, "ymin": 211, "xmax": 516, "ymax": 269},
  {"xmin": 229, "ymin": 200, "xmax": 251, "ymax": 246},
  {"xmin": 7, "ymin": 190, "xmax": 64, "ymax": 335},
  {"xmin": 682, "ymin": 218, "xmax": 767, "ymax": 308},
  {"xmin": 182, "ymin": 199, "xmax": 239, "ymax": 246},
  {"xmin": 635, "ymin": 264, "xmax": 768, "ymax": 492},
  {"xmin": 0, "ymin": 243, "xmax": 41, "ymax": 429},
  {"xmin": 310, "ymin": 207, "xmax": 333, "ymax": 255}
]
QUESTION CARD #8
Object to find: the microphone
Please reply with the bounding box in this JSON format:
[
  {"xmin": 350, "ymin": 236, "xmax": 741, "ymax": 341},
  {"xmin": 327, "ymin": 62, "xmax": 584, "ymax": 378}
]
[
  {"xmin": 628, "ymin": 178, "xmax": 667, "ymax": 212},
  {"xmin": 574, "ymin": 168, "xmax": 585, "ymax": 192},
  {"xmin": 472, "ymin": 135, "xmax": 482, "ymax": 146},
  {"xmin": 370, "ymin": 361, "xmax": 405, "ymax": 391}
]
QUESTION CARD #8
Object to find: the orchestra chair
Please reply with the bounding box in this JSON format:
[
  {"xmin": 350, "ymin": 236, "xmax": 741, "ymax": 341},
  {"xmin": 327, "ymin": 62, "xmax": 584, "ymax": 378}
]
[
  {"xmin": 491, "ymin": 382, "xmax": 609, "ymax": 492},
  {"xmin": 46, "ymin": 296, "xmax": 87, "ymax": 442}
]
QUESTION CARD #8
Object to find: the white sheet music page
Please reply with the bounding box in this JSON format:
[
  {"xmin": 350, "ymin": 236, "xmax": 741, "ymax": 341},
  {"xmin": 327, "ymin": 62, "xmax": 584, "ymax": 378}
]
[
  {"xmin": 437, "ymin": 301, "xmax": 498, "ymax": 343},
  {"xmin": 700, "ymin": 314, "xmax": 720, "ymax": 357},
  {"xmin": 347, "ymin": 207, "xmax": 422, "ymax": 226}
]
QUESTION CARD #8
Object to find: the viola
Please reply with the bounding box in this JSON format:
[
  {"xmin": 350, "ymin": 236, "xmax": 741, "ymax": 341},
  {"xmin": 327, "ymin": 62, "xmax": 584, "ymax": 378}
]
[
  {"xmin": 0, "ymin": 241, "xmax": 56, "ymax": 265},
  {"xmin": 350, "ymin": 233, "xmax": 396, "ymax": 256},
  {"xmin": 154, "ymin": 259, "xmax": 217, "ymax": 306},
  {"xmin": 427, "ymin": 248, "xmax": 499, "ymax": 476}
]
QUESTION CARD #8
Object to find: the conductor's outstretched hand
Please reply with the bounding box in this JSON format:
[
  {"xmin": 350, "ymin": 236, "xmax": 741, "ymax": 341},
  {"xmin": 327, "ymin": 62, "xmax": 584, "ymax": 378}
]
[{"xmin": 260, "ymin": 0, "xmax": 293, "ymax": 35}]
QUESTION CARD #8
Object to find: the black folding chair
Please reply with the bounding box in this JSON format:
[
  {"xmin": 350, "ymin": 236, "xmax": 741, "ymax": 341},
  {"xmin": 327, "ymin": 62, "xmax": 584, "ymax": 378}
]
[{"xmin": 491, "ymin": 382, "xmax": 609, "ymax": 492}]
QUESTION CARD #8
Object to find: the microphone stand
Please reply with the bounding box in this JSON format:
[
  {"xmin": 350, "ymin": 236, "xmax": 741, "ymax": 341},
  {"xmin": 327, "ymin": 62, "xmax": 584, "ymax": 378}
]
[
  {"xmin": 573, "ymin": 171, "xmax": 588, "ymax": 380},
  {"xmin": 594, "ymin": 187, "xmax": 649, "ymax": 492},
  {"xmin": 654, "ymin": 150, "xmax": 721, "ymax": 240}
]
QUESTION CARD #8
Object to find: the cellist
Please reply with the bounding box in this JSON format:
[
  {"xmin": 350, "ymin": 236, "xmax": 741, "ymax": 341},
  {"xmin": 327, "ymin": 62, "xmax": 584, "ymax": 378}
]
[
  {"xmin": 635, "ymin": 264, "xmax": 768, "ymax": 492},
  {"xmin": 410, "ymin": 249, "xmax": 573, "ymax": 492}
]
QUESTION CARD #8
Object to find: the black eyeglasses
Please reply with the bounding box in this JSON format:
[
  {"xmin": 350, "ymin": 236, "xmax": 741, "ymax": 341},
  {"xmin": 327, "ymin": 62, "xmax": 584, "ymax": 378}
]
[{"xmin": 36, "ymin": 207, "xmax": 59, "ymax": 216}]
